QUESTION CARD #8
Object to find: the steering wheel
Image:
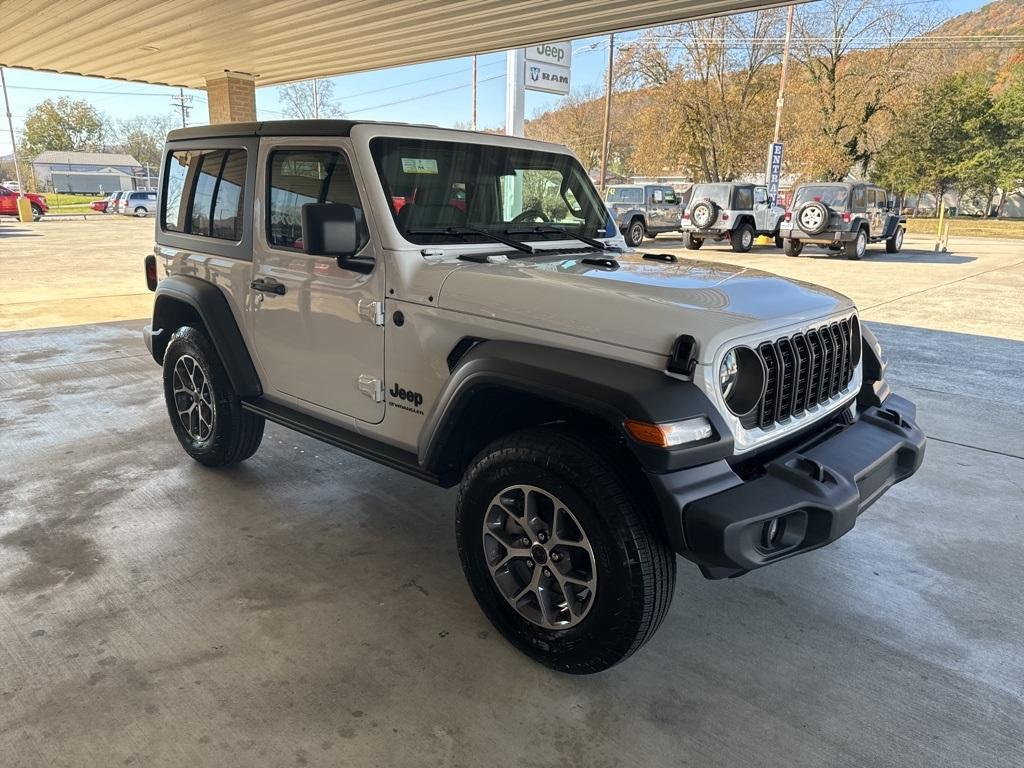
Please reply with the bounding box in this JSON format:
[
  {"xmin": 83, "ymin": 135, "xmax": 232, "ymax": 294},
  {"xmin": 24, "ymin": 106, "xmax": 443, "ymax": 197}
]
[{"xmin": 511, "ymin": 208, "xmax": 550, "ymax": 224}]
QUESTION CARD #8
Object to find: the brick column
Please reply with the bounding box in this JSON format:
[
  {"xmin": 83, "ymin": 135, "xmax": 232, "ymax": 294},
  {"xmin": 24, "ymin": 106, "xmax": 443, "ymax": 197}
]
[{"xmin": 205, "ymin": 71, "xmax": 256, "ymax": 123}]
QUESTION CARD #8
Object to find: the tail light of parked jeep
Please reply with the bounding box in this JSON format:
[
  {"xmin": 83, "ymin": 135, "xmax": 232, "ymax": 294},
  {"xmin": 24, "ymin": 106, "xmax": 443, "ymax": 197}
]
[
  {"xmin": 144, "ymin": 254, "xmax": 158, "ymax": 291},
  {"xmin": 720, "ymin": 212, "xmax": 729, "ymax": 221},
  {"xmin": 842, "ymin": 212, "xmax": 852, "ymax": 223},
  {"xmin": 682, "ymin": 210, "xmax": 689, "ymax": 219},
  {"xmin": 784, "ymin": 210, "xmax": 792, "ymax": 222}
]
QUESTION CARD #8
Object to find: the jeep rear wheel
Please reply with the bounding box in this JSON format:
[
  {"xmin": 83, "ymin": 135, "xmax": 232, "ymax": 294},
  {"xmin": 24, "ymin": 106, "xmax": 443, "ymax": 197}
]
[
  {"xmin": 783, "ymin": 238, "xmax": 803, "ymax": 257},
  {"xmin": 684, "ymin": 232, "xmax": 703, "ymax": 250},
  {"xmin": 624, "ymin": 218, "xmax": 645, "ymax": 248},
  {"xmin": 730, "ymin": 223, "xmax": 754, "ymax": 253},
  {"xmin": 456, "ymin": 428, "xmax": 675, "ymax": 674},
  {"xmin": 885, "ymin": 226, "xmax": 904, "ymax": 253},
  {"xmin": 162, "ymin": 326, "xmax": 264, "ymax": 467},
  {"xmin": 845, "ymin": 228, "xmax": 868, "ymax": 260}
]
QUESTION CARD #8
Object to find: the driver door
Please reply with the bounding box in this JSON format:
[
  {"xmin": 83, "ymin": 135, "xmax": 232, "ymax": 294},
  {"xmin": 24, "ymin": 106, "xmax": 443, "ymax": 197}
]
[
  {"xmin": 753, "ymin": 186, "xmax": 770, "ymax": 231},
  {"xmin": 249, "ymin": 138, "xmax": 386, "ymax": 424}
]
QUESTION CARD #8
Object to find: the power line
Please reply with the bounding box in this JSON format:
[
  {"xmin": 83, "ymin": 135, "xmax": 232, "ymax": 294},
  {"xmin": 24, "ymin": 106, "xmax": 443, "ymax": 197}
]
[{"xmin": 344, "ymin": 73, "xmax": 505, "ymax": 115}]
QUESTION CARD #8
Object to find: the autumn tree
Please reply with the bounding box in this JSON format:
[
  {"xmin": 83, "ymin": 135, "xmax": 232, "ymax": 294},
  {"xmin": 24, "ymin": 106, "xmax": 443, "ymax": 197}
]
[
  {"xmin": 113, "ymin": 114, "xmax": 178, "ymax": 170},
  {"xmin": 526, "ymin": 86, "xmax": 607, "ymax": 172},
  {"xmin": 20, "ymin": 97, "xmax": 106, "ymax": 157},
  {"xmin": 790, "ymin": 0, "xmax": 937, "ymax": 179}
]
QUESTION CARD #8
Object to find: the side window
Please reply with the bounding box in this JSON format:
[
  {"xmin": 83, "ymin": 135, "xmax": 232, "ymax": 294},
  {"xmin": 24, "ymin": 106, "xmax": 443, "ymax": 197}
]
[
  {"xmin": 663, "ymin": 188, "xmax": 677, "ymax": 205},
  {"xmin": 162, "ymin": 148, "xmax": 248, "ymax": 240},
  {"xmin": 754, "ymin": 187, "xmax": 768, "ymax": 205},
  {"xmin": 734, "ymin": 186, "xmax": 753, "ymax": 209},
  {"xmin": 267, "ymin": 149, "xmax": 366, "ymax": 251},
  {"xmin": 651, "ymin": 188, "xmax": 664, "ymax": 204},
  {"xmin": 851, "ymin": 187, "xmax": 866, "ymax": 211}
]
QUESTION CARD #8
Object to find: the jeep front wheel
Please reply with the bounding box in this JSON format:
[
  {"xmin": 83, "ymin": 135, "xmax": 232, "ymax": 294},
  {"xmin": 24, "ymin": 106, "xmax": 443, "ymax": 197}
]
[
  {"xmin": 456, "ymin": 428, "xmax": 675, "ymax": 674},
  {"xmin": 624, "ymin": 218, "xmax": 645, "ymax": 248},
  {"xmin": 162, "ymin": 326, "xmax": 264, "ymax": 467},
  {"xmin": 730, "ymin": 223, "xmax": 754, "ymax": 253},
  {"xmin": 845, "ymin": 228, "xmax": 868, "ymax": 260},
  {"xmin": 784, "ymin": 238, "xmax": 803, "ymax": 257},
  {"xmin": 684, "ymin": 232, "xmax": 703, "ymax": 250},
  {"xmin": 885, "ymin": 226, "xmax": 904, "ymax": 253}
]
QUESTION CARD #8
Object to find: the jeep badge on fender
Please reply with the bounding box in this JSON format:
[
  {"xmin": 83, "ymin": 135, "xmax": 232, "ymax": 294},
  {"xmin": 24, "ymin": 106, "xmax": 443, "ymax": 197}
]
[{"xmin": 143, "ymin": 118, "xmax": 925, "ymax": 674}]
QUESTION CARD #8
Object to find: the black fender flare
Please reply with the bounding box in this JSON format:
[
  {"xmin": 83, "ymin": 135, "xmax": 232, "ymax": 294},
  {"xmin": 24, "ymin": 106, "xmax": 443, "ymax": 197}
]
[
  {"xmin": 418, "ymin": 340, "xmax": 733, "ymax": 476},
  {"xmin": 150, "ymin": 275, "xmax": 262, "ymax": 398}
]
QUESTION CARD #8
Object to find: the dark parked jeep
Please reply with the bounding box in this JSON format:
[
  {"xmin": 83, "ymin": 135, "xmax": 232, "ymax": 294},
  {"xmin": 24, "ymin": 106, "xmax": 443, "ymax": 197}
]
[{"xmin": 780, "ymin": 182, "xmax": 906, "ymax": 260}]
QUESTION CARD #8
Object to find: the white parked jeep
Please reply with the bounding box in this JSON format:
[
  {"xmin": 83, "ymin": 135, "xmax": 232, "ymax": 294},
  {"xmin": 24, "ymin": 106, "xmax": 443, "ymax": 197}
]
[
  {"xmin": 143, "ymin": 121, "xmax": 925, "ymax": 674},
  {"xmin": 681, "ymin": 182, "xmax": 786, "ymax": 252}
]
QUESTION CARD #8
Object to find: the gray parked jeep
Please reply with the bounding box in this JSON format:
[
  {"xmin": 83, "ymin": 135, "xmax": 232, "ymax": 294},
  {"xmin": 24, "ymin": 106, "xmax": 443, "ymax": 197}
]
[
  {"xmin": 142, "ymin": 120, "xmax": 925, "ymax": 674},
  {"xmin": 605, "ymin": 183, "xmax": 686, "ymax": 247},
  {"xmin": 780, "ymin": 182, "xmax": 906, "ymax": 260},
  {"xmin": 681, "ymin": 182, "xmax": 785, "ymax": 253}
]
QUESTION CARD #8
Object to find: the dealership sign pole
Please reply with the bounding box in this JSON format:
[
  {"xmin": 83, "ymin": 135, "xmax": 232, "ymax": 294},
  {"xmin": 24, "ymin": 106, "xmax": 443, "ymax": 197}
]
[
  {"xmin": 506, "ymin": 41, "xmax": 571, "ymax": 137},
  {"xmin": 767, "ymin": 4, "xmax": 795, "ymax": 204}
]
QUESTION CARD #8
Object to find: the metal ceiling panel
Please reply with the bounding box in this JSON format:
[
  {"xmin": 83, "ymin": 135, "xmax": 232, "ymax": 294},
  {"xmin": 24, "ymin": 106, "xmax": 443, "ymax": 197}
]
[{"xmin": 1, "ymin": 0, "xmax": 797, "ymax": 88}]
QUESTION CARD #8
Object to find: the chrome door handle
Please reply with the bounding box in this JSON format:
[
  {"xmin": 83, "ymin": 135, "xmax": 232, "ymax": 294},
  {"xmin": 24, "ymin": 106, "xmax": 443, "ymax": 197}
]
[{"xmin": 251, "ymin": 278, "xmax": 286, "ymax": 295}]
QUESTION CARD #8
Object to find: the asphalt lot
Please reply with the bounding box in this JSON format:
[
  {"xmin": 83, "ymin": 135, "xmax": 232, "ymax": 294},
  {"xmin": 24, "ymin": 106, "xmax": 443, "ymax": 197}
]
[{"xmin": 1, "ymin": 217, "xmax": 1023, "ymax": 767}]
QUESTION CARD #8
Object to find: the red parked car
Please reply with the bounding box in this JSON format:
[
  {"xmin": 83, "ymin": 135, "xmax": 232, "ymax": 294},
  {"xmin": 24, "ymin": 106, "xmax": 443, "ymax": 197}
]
[
  {"xmin": 0, "ymin": 185, "xmax": 48, "ymax": 220},
  {"xmin": 90, "ymin": 195, "xmax": 114, "ymax": 213}
]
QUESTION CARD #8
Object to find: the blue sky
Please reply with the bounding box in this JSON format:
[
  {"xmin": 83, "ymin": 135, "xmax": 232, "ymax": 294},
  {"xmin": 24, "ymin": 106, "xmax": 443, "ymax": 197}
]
[{"xmin": 0, "ymin": 0, "xmax": 986, "ymax": 157}]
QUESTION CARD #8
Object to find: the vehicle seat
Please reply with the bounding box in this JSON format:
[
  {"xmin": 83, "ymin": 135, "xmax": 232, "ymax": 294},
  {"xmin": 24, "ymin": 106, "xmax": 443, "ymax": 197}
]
[{"xmin": 396, "ymin": 183, "xmax": 468, "ymax": 231}]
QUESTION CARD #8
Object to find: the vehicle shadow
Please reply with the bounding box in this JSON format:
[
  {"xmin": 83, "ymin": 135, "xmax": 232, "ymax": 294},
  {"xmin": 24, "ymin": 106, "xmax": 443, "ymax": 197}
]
[{"xmin": 0, "ymin": 226, "xmax": 40, "ymax": 238}]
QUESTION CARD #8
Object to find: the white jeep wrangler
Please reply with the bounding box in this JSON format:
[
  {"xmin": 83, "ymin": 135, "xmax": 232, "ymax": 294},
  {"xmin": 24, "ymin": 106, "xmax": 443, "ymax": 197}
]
[
  {"xmin": 681, "ymin": 182, "xmax": 786, "ymax": 252},
  {"xmin": 143, "ymin": 121, "xmax": 925, "ymax": 674}
]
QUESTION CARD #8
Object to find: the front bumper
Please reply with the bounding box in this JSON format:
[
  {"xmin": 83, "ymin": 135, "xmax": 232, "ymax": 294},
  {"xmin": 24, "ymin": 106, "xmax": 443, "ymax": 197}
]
[{"xmin": 648, "ymin": 393, "xmax": 925, "ymax": 579}]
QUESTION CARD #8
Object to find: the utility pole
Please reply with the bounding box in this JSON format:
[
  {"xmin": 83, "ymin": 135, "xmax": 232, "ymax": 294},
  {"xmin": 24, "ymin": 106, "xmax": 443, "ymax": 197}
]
[
  {"xmin": 471, "ymin": 55, "xmax": 478, "ymax": 131},
  {"xmin": 772, "ymin": 4, "xmax": 795, "ymax": 145},
  {"xmin": 171, "ymin": 88, "xmax": 193, "ymax": 128},
  {"xmin": 1, "ymin": 67, "xmax": 27, "ymax": 207},
  {"xmin": 598, "ymin": 33, "xmax": 615, "ymax": 192},
  {"xmin": 312, "ymin": 79, "xmax": 320, "ymax": 119}
]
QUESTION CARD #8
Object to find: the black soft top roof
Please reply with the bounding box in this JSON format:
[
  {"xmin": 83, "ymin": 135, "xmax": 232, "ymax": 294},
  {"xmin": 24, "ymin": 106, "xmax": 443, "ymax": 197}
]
[{"xmin": 166, "ymin": 119, "xmax": 360, "ymax": 141}]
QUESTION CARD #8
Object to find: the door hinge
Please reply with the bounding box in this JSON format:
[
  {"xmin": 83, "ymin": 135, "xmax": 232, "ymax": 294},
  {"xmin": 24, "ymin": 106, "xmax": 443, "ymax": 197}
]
[
  {"xmin": 357, "ymin": 299, "xmax": 385, "ymax": 326},
  {"xmin": 358, "ymin": 375, "xmax": 384, "ymax": 402}
]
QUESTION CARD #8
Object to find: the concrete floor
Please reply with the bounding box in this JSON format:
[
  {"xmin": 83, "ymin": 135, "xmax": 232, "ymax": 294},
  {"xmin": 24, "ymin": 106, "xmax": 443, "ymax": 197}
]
[{"xmin": 2, "ymin": 220, "xmax": 1023, "ymax": 767}]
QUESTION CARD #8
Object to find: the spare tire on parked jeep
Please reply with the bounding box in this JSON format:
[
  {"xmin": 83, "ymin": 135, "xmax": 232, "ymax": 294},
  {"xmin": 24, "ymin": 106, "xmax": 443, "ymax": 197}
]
[
  {"xmin": 689, "ymin": 200, "xmax": 719, "ymax": 229},
  {"xmin": 796, "ymin": 201, "xmax": 830, "ymax": 236}
]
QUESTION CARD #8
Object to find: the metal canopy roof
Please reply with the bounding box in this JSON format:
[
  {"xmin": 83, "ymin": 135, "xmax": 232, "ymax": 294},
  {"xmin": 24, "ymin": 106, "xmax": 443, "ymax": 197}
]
[{"xmin": 2, "ymin": 0, "xmax": 795, "ymax": 89}]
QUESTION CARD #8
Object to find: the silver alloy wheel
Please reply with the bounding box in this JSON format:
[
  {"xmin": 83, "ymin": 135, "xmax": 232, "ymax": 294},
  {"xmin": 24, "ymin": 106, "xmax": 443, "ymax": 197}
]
[
  {"xmin": 742, "ymin": 228, "xmax": 753, "ymax": 249},
  {"xmin": 692, "ymin": 203, "xmax": 712, "ymax": 228},
  {"xmin": 630, "ymin": 221, "xmax": 644, "ymax": 244},
  {"xmin": 799, "ymin": 205, "xmax": 824, "ymax": 231},
  {"xmin": 894, "ymin": 228, "xmax": 904, "ymax": 249},
  {"xmin": 482, "ymin": 484, "xmax": 597, "ymax": 629},
  {"xmin": 172, "ymin": 354, "xmax": 215, "ymax": 443},
  {"xmin": 856, "ymin": 229, "xmax": 867, "ymax": 256}
]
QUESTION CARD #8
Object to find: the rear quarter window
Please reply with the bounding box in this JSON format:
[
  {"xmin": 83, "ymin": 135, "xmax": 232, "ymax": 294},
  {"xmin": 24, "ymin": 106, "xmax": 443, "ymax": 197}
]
[{"xmin": 162, "ymin": 148, "xmax": 247, "ymax": 240}]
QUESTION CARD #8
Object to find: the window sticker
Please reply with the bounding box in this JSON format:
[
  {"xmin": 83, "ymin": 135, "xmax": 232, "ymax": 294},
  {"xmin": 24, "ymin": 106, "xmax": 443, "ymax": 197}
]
[{"xmin": 401, "ymin": 158, "xmax": 438, "ymax": 174}]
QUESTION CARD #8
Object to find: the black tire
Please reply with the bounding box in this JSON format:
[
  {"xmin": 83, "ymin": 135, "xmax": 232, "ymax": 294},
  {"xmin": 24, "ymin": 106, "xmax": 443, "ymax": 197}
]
[
  {"xmin": 31, "ymin": 203, "xmax": 43, "ymax": 221},
  {"xmin": 730, "ymin": 223, "xmax": 754, "ymax": 253},
  {"xmin": 162, "ymin": 326, "xmax": 264, "ymax": 467},
  {"xmin": 456, "ymin": 428, "xmax": 676, "ymax": 674},
  {"xmin": 684, "ymin": 232, "xmax": 703, "ymax": 250},
  {"xmin": 885, "ymin": 226, "xmax": 904, "ymax": 253},
  {"xmin": 783, "ymin": 238, "xmax": 803, "ymax": 257},
  {"xmin": 845, "ymin": 228, "xmax": 868, "ymax": 260},
  {"xmin": 774, "ymin": 235, "xmax": 784, "ymax": 249},
  {"xmin": 623, "ymin": 218, "xmax": 645, "ymax": 248}
]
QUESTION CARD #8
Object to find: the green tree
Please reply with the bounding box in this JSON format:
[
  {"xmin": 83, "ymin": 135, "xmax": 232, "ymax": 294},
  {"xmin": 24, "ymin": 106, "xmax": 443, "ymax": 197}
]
[{"xmin": 20, "ymin": 97, "xmax": 106, "ymax": 157}]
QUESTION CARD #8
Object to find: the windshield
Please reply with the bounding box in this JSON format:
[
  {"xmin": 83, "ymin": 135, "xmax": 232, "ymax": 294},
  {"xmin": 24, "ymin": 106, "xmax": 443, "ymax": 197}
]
[
  {"xmin": 794, "ymin": 185, "xmax": 849, "ymax": 208},
  {"xmin": 605, "ymin": 186, "xmax": 643, "ymax": 204},
  {"xmin": 370, "ymin": 137, "xmax": 609, "ymax": 245},
  {"xmin": 690, "ymin": 183, "xmax": 732, "ymax": 207}
]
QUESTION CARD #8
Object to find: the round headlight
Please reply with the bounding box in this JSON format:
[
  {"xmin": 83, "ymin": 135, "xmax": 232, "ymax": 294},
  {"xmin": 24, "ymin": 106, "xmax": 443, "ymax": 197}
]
[
  {"xmin": 719, "ymin": 346, "xmax": 766, "ymax": 416},
  {"xmin": 719, "ymin": 349, "xmax": 739, "ymax": 400}
]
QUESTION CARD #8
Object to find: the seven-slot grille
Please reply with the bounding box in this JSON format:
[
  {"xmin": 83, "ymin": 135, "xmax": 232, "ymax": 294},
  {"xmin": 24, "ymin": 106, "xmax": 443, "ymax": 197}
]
[{"xmin": 741, "ymin": 317, "xmax": 858, "ymax": 430}]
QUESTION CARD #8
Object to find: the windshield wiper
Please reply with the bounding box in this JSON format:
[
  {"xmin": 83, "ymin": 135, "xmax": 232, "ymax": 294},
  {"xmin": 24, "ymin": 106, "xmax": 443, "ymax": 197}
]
[
  {"xmin": 504, "ymin": 225, "xmax": 609, "ymax": 251},
  {"xmin": 406, "ymin": 226, "xmax": 535, "ymax": 254}
]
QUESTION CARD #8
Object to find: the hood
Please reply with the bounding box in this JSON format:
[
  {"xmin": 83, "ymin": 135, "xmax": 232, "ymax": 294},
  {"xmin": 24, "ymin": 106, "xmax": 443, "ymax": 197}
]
[{"xmin": 437, "ymin": 251, "xmax": 854, "ymax": 360}]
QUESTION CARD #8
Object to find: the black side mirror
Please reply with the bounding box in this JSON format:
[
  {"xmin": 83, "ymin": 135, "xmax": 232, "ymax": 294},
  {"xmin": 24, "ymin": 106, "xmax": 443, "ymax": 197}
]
[{"xmin": 301, "ymin": 203, "xmax": 373, "ymax": 274}]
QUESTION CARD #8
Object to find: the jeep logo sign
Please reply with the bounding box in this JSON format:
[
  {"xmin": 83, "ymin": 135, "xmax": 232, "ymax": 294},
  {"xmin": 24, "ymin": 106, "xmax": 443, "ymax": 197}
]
[{"xmin": 524, "ymin": 42, "xmax": 571, "ymax": 95}]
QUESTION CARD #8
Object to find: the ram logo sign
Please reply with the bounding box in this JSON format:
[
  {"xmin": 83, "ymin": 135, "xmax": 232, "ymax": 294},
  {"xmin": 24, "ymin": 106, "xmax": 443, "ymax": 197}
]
[{"xmin": 524, "ymin": 41, "xmax": 571, "ymax": 95}]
